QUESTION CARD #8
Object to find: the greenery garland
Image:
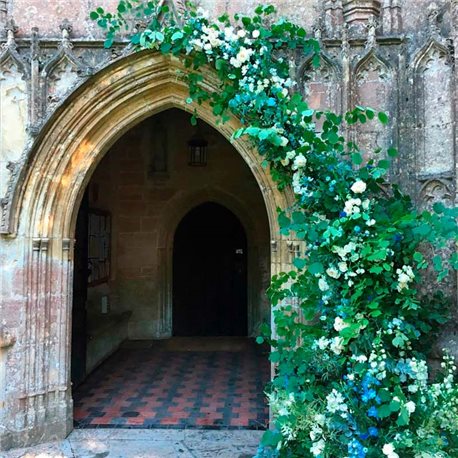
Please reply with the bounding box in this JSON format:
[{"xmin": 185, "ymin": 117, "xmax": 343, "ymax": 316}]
[{"xmin": 92, "ymin": 2, "xmax": 458, "ymax": 456}]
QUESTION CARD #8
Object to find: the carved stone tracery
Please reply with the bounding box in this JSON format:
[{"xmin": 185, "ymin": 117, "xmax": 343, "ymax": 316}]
[
  {"xmin": 42, "ymin": 20, "xmax": 84, "ymax": 109},
  {"xmin": 418, "ymin": 178, "xmax": 454, "ymax": 210}
]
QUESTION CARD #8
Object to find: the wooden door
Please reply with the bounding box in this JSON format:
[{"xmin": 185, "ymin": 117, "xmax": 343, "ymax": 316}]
[{"xmin": 173, "ymin": 202, "xmax": 248, "ymax": 336}]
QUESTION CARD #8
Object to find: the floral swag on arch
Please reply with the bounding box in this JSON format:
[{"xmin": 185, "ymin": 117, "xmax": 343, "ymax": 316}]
[{"xmin": 92, "ymin": 2, "xmax": 458, "ymax": 457}]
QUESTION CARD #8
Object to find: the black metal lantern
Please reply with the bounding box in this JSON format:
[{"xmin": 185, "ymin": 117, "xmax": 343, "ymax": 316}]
[{"xmin": 188, "ymin": 132, "xmax": 208, "ymax": 167}]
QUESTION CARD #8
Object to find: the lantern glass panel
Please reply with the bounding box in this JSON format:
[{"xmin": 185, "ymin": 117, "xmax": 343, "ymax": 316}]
[{"xmin": 188, "ymin": 137, "xmax": 208, "ymax": 166}]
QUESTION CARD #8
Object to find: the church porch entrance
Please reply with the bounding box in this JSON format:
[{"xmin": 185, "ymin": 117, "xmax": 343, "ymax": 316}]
[{"xmin": 70, "ymin": 108, "xmax": 271, "ymax": 430}]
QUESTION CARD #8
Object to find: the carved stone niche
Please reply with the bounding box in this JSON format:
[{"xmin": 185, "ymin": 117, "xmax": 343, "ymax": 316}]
[{"xmin": 343, "ymin": 0, "xmax": 381, "ymax": 25}]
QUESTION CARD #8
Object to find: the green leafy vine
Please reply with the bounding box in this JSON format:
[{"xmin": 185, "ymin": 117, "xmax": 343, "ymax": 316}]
[{"xmin": 92, "ymin": 2, "xmax": 458, "ymax": 457}]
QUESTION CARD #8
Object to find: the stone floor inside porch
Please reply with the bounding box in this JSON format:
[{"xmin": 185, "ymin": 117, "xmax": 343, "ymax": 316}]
[{"xmin": 73, "ymin": 337, "xmax": 270, "ymax": 430}]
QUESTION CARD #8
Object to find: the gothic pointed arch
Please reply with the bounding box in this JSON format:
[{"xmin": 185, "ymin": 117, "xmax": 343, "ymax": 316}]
[
  {"xmin": 354, "ymin": 48, "xmax": 392, "ymax": 82},
  {"xmin": 0, "ymin": 27, "xmax": 29, "ymax": 222},
  {"xmin": 298, "ymin": 52, "xmax": 342, "ymax": 115},
  {"xmin": 410, "ymin": 39, "xmax": 454, "ymax": 176},
  {"xmin": 353, "ymin": 49, "xmax": 394, "ymax": 160},
  {"xmin": 41, "ymin": 22, "xmax": 87, "ymax": 108},
  {"xmin": 7, "ymin": 51, "xmax": 288, "ymax": 238}
]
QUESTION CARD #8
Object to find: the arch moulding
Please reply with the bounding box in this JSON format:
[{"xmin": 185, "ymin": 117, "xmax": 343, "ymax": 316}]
[{"xmin": 0, "ymin": 51, "xmax": 294, "ymax": 450}]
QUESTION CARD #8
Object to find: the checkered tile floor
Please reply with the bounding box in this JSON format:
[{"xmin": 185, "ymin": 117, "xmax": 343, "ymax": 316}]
[{"xmin": 73, "ymin": 338, "xmax": 269, "ymax": 430}]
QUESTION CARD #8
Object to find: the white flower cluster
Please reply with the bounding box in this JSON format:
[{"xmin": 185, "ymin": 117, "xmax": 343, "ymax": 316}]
[
  {"xmin": 230, "ymin": 45, "xmax": 254, "ymax": 68},
  {"xmin": 396, "ymin": 265, "xmax": 414, "ymax": 292},
  {"xmin": 407, "ymin": 358, "xmax": 428, "ymax": 392},
  {"xmin": 334, "ymin": 316, "xmax": 349, "ymax": 332},
  {"xmin": 333, "ymin": 241, "xmax": 358, "ymax": 260},
  {"xmin": 312, "ymin": 335, "xmax": 345, "ymax": 355},
  {"xmin": 368, "ymin": 342, "xmax": 387, "ymax": 381},
  {"xmin": 267, "ymin": 390, "xmax": 296, "ymax": 418},
  {"xmin": 309, "ymin": 413, "xmax": 326, "ymax": 456},
  {"xmin": 190, "ymin": 24, "xmax": 223, "ymax": 54},
  {"xmin": 281, "ymin": 150, "xmax": 297, "ymax": 167},
  {"xmin": 326, "ymin": 389, "xmax": 348, "ymax": 416},
  {"xmin": 343, "ymin": 197, "xmax": 370, "ymax": 217},
  {"xmin": 239, "ymin": 61, "xmax": 295, "ymax": 97},
  {"xmin": 310, "ymin": 438, "xmax": 325, "ymax": 456},
  {"xmin": 431, "ymin": 354, "xmax": 458, "ymax": 400},
  {"xmin": 330, "ymin": 241, "xmax": 368, "ymax": 287},
  {"xmin": 382, "ymin": 443, "xmax": 399, "ymax": 458},
  {"xmin": 352, "ymin": 354, "xmax": 368, "ymax": 364}
]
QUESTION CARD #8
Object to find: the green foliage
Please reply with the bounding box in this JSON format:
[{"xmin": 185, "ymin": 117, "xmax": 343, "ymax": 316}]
[{"xmin": 92, "ymin": 2, "xmax": 458, "ymax": 457}]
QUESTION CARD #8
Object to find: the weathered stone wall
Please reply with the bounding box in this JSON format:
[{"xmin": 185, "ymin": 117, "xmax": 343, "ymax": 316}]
[{"xmin": 0, "ymin": 0, "xmax": 457, "ymax": 451}]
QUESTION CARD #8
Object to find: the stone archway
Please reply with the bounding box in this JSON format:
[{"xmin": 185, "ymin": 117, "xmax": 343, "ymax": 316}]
[{"xmin": 0, "ymin": 51, "xmax": 293, "ymax": 450}]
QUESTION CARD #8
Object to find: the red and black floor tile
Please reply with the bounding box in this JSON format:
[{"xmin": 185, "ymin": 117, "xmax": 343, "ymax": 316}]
[{"xmin": 73, "ymin": 338, "xmax": 270, "ymax": 430}]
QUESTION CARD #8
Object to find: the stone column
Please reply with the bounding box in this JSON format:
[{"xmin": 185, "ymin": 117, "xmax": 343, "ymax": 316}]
[{"xmin": 0, "ymin": 236, "xmax": 73, "ymax": 450}]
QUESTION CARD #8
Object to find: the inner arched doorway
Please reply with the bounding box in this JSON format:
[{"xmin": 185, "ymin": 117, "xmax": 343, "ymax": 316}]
[{"xmin": 173, "ymin": 202, "xmax": 248, "ymax": 336}]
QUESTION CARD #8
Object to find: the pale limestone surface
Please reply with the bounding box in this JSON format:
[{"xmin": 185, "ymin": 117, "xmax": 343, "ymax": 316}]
[{"xmin": 1, "ymin": 429, "xmax": 263, "ymax": 458}]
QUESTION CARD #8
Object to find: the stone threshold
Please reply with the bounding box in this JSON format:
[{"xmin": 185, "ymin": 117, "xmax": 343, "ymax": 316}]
[{"xmin": 1, "ymin": 428, "xmax": 264, "ymax": 458}]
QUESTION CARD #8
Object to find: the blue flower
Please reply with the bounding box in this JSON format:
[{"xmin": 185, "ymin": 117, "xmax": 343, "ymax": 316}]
[
  {"xmin": 368, "ymin": 406, "xmax": 378, "ymax": 418},
  {"xmin": 347, "ymin": 439, "xmax": 366, "ymax": 458},
  {"xmin": 340, "ymin": 211, "xmax": 347, "ymax": 217},
  {"xmin": 361, "ymin": 387, "xmax": 377, "ymax": 403},
  {"xmin": 368, "ymin": 426, "xmax": 379, "ymax": 437}
]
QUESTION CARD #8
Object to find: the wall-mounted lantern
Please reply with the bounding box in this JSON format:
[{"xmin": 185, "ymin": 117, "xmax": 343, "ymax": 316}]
[{"xmin": 188, "ymin": 128, "xmax": 208, "ymax": 167}]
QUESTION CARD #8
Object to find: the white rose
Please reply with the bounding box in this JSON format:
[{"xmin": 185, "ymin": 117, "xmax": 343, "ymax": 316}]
[
  {"xmin": 351, "ymin": 180, "xmax": 367, "ymax": 194},
  {"xmin": 230, "ymin": 57, "xmax": 242, "ymax": 68},
  {"xmin": 279, "ymin": 136, "xmax": 289, "ymax": 147},
  {"xmin": 224, "ymin": 26, "xmax": 236, "ymax": 41},
  {"xmin": 382, "ymin": 444, "xmax": 395, "ymax": 456},
  {"xmin": 252, "ymin": 29, "xmax": 260, "ymax": 38},
  {"xmin": 405, "ymin": 401, "xmax": 416, "ymax": 414},
  {"xmin": 330, "ymin": 337, "xmax": 345, "ymax": 355},
  {"xmin": 318, "ymin": 278, "xmax": 329, "ymax": 292},
  {"xmin": 326, "ymin": 267, "xmax": 340, "ymax": 279},
  {"xmin": 310, "ymin": 439, "xmax": 325, "ymax": 456},
  {"xmin": 236, "ymin": 47, "xmax": 251, "ymax": 64},
  {"xmin": 196, "ymin": 6, "xmax": 209, "ymax": 18},
  {"xmin": 334, "ymin": 317, "xmax": 349, "ymax": 332},
  {"xmin": 237, "ymin": 29, "xmax": 246, "ymax": 38},
  {"xmin": 293, "ymin": 153, "xmax": 307, "ymax": 169},
  {"xmin": 338, "ymin": 262, "xmax": 348, "ymax": 273}
]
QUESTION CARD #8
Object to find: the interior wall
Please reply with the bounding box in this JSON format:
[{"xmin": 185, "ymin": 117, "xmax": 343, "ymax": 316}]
[{"xmin": 85, "ymin": 108, "xmax": 271, "ymax": 344}]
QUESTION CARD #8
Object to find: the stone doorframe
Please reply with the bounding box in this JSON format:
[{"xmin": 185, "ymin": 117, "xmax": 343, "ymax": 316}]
[{"xmin": 0, "ymin": 51, "xmax": 297, "ymax": 450}]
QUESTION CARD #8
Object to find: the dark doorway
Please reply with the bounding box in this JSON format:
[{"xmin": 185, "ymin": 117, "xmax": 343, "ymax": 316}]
[
  {"xmin": 173, "ymin": 202, "xmax": 248, "ymax": 336},
  {"xmin": 71, "ymin": 191, "xmax": 89, "ymax": 388}
]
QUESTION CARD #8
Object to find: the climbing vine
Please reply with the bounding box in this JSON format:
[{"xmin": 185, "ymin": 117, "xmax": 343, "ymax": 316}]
[{"xmin": 92, "ymin": 2, "xmax": 458, "ymax": 457}]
